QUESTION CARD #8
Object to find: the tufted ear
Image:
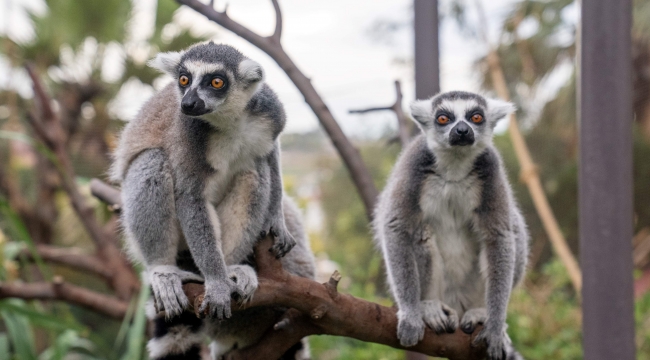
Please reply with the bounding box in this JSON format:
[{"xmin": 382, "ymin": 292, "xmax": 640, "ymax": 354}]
[
  {"xmin": 147, "ymin": 51, "xmax": 184, "ymax": 76},
  {"xmin": 239, "ymin": 59, "xmax": 265, "ymax": 86},
  {"xmin": 486, "ymin": 98, "xmax": 516, "ymax": 127},
  {"xmin": 410, "ymin": 99, "xmax": 433, "ymax": 127}
]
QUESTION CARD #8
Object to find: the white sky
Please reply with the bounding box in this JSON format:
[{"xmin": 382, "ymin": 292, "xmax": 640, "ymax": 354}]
[{"xmin": 1, "ymin": 0, "xmax": 574, "ymax": 137}]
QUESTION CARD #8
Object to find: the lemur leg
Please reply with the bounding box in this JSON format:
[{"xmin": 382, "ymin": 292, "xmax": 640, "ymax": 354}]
[
  {"xmin": 122, "ymin": 149, "xmax": 202, "ymax": 318},
  {"xmin": 146, "ymin": 301, "xmax": 205, "ymax": 360}
]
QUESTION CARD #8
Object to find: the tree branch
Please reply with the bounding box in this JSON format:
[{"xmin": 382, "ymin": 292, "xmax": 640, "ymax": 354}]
[
  {"xmin": 20, "ymin": 245, "xmax": 112, "ymax": 280},
  {"xmin": 270, "ymin": 0, "xmax": 282, "ymax": 43},
  {"xmin": 25, "ymin": 65, "xmax": 139, "ymax": 300},
  {"xmin": 181, "ymin": 235, "xmax": 487, "ymax": 360},
  {"xmin": 175, "ymin": 0, "xmax": 379, "ymax": 220},
  {"xmin": 90, "ymin": 178, "xmax": 122, "ymax": 212},
  {"xmin": 0, "ymin": 277, "xmax": 129, "ymax": 319},
  {"xmin": 349, "ymin": 80, "xmax": 411, "ymax": 147}
]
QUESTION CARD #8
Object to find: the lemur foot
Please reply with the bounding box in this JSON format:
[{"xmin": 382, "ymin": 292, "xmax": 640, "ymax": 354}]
[
  {"xmin": 266, "ymin": 226, "xmax": 296, "ymax": 258},
  {"xmin": 200, "ymin": 278, "xmax": 244, "ymax": 320},
  {"xmin": 396, "ymin": 309, "xmax": 426, "ymax": 347},
  {"xmin": 472, "ymin": 323, "xmax": 512, "ymax": 360},
  {"xmin": 228, "ymin": 264, "xmax": 258, "ymax": 304},
  {"xmin": 147, "ymin": 265, "xmax": 204, "ymax": 318},
  {"xmin": 420, "ymin": 299, "xmax": 458, "ymax": 334},
  {"xmin": 460, "ymin": 307, "xmax": 487, "ymax": 334}
]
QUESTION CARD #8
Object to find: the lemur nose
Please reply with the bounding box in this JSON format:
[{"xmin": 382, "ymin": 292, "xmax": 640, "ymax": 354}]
[
  {"xmin": 181, "ymin": 100, "xmax": 198, "ymax": 112},
  {"xmin": 455, "ymin": 122, "xmax": 470, "ymax": 135}
]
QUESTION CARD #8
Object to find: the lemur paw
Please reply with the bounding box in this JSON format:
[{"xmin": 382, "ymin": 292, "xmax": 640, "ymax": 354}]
[
  {"xmin": 396, "ymin": 309, "xmax": 426, "ymax": 347},
  {"xmin": 460, "ymin": 307, "xmax": 487, "ymax": 334},
  {"xmin": 148, "ymin": 265, "xmax": 204, "ymax": 319},
  {"xmin": 268, "ymin": 226, "xmax": 296, "ymax": 259},
  {"xmin": 228, "ymin": 265, "xmax": 258, "ymax": 304},
  {"xmin": 472, "ymin": 323, "xmax": 509, "ymax": 360},
  {"xmin": 421, "ymin": 299, "xmax": 458, "ymax": 334},
  {"xmin": 199, "ymin": 278, "xmax": 244, "ymax": 320}
]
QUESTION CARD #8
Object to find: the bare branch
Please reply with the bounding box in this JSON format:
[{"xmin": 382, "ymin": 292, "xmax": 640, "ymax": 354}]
[
  {"xmin": 25, "ymin": 66, "xmax": 139, "ymax": 300},
  {"xmin": 0, "ymin": 277, "xmax": 129, "ymax": 319},
  {"xmin": 90, "ymin": 178, "xmax": 122, "ymax": 212},
  {"xmin": 270, "ymin": 0, "xmax": 282, "ymax": 43},
  {"xmin": 175, "ymin": 0, "xmax": 378, "ymax": 220},
  {"xmin": 20, "ymin": 245, "xmax": 112, "ymax": 280},
  {"xmin": 349, "ymin": 80, "xmax": 411, "ymax": 147},
  {"xmin": 180, "ymin": 236, "xmax": 487, "ymax": 360}
]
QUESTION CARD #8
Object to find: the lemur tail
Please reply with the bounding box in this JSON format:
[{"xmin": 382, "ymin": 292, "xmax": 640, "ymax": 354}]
[{"xmin": 146, "ymin": 301, "xmax": 205, "ymax": 360}]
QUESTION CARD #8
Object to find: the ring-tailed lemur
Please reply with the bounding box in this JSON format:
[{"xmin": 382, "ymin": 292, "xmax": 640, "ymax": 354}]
[
  {"xmin": 110, "ymin": 42, "xmax": 315, "ymax": 360},
  {"xmin": 374, "ymin": 91, "xmax": 528, "ymax": 360}
]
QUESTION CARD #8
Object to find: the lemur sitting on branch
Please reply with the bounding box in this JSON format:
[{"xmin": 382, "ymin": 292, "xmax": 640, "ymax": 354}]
[
  {"xmin": 374, "ymin": 91, "xmax": 529, "ymax": 360},
  {"xmin": 110, "ymin": 42, "xmax": 315, "ymax": 360}
]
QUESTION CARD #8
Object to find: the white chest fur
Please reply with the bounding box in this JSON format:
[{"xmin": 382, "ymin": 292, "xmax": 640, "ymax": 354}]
[
  {"xmin": 419, "ymin": 172, "xmax": 486, "ymax": 312},
  {"xmin": 203, "ymin": 115, "xmax": 275, "ymax": 204}
]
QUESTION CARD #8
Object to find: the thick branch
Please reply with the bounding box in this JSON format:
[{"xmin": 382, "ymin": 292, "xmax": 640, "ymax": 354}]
[
  {"xmin": 0, "ymin": 277, "xmax": 128, "ymax": 319},
  {"xmin": 349, "ymin": 80, "xmax": 411, "ymax": 147},
  {"xmin": 20, "ymin": 245, "xmax": 112, "ymax": 280},
  {"xmin": 175, "ymin": 0, "xmax": 379, "ymax": 220},
  {"xmin": 181, "ymin": 236, "xmax": 486, "ymax": 360},
  {"xmin": 90, "ymin": 178, "xmax": 122, "ymax": 212}
]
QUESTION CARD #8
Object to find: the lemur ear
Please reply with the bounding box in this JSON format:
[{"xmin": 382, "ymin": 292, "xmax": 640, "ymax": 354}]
[
  {"xmin": 410, "ymin": 99, "xmax": 433, "ymax": 127},
  {"xmin": 486, "ymin": 98, "xmax": 516, "ymax": 126},
  {"xmin": 147, "ymin": 51, "xmax": 184, "ymax": 75},
  {"xmin": 239, "ymin": 59, "xmax": 265, "ymax": 86}
]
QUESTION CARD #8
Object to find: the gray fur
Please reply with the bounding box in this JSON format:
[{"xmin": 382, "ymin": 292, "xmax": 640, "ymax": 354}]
[
  {"xmin": 374, "ymin": 91, "xmax": 528, "ymax": 359},
  {"xmin": 113, "ymin": 43, "xmax": 314, "ymax": 360}
]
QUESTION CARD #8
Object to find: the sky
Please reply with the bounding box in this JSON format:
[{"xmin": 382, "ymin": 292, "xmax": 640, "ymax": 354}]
[{"xmin": 0, "ymin": 0, "xmax": 568, "ymax": 137}]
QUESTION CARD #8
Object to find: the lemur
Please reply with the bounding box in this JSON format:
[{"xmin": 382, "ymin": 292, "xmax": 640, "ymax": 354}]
[
  {"xmin": 110, "ymin": 42, "xmax": 315, "ymax": 360},
  {"xmin": 374, "ymin": 91, "xmax": 529, "ymax": 359}
]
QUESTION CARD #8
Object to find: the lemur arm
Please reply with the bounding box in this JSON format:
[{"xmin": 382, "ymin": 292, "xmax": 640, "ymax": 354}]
[
  {"xmin": 473, "ymin": 151, "xmax": 516, "ymax": 357},
  {"xmin": 266, "ymin": 143, "xmax": 296, "ymax": 257},
  {"xmin": 121, "ymin": 149, "xmax": 202, "ymax": 317},
  {"xmin": 174, "ymin": 172, "xmax": 242, "ymax": 319}
]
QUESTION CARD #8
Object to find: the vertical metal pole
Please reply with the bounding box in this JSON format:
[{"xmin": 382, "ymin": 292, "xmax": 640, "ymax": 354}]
[
  {"xmin": 414, "ymin": 0, "xmax": 439, "ymax": 99},
  {"xmin": 580, "ymin": 0, "xmax": 636, "ymax": 359},
  {"xmin": 408, "ymin": 2, "xmax": 439, "ymax": 359}
]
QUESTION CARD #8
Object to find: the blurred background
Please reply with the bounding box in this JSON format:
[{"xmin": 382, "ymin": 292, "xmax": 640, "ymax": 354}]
[{"xmin": 0, "ymin": 0, "xmax": 649, "ymax": 359}]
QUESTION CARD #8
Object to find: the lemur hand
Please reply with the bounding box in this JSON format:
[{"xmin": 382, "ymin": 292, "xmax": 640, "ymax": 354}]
[
  {"xmin": 228, "ymin": 264, "xmax": 258, "ymax": 304},
  {"xmin": 472, "ymin": 321, "xmax": 508, "ymax": 360},
  {"xmin": 199, "ymin": 278, "xmax": 244, "ymax": 319},
  {"xmin": 420, "ymin": 299, "xmax": 458, "ymax": 334},
  {"xmin": 148, "ymin": 265, "xmax": 204, "ymax": 318},
  {"xmin": 396, "ymin": 308, "xmax": 426, "ymax": 347},
  {"xmin": 266, "ymin": 225, "xmax": 296, "ymax": 258}
]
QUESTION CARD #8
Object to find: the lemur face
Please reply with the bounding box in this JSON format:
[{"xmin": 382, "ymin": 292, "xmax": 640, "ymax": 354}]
[
  {"xmin": 149, "ymin": 42, "xmax": 264, "ymax": 119},
  {"xmin": 410, "ymin": 91, "xmax": 515, "ymax": 152}
]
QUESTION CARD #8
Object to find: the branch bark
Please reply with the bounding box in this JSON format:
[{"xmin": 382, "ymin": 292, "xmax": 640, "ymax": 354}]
[
  {"xmin": 0, "ymin": 277, "xmax": 129, "ymax": 319},
  {"xmin": 175, "ymin": 0, "xmax": 379, "ymax": 220}
]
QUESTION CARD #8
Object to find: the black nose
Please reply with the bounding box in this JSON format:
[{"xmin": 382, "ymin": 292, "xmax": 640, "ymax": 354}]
[
  {"xmin": 455, "ymin": 122, "xmax": 470, "ymax": 135},
  {"xmin": 181, "ymin": 90, "xmax": 208, "ymax": 116}
]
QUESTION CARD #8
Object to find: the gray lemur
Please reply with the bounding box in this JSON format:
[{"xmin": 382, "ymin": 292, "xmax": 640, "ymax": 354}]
[
  {"xmin": 110, "ymin": 42, "xmax": 315, "ymax": 360},
  {"xmin": 374, "ymin": 91, "xmax": 528, "ymax": 359}
]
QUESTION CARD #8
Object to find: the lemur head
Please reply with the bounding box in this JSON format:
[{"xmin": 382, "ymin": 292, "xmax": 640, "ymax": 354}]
[
  {"xmin": 148, "ymin": 42, "xmax": 264, "ymax": 120},
  {"xmin": 410, "ymin": 91, "xmax": 515, "ymax": 152}
]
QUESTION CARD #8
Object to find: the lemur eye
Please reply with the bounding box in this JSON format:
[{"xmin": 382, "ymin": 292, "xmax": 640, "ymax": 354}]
[
  {"xmin": 211, "ymin": 77, "xmax": 225, "ymax": 89},
  {"xmin": 436, "ymin": 115, "xmax": 450, "ymax": 125},
  {"xmin": 471, "ymin": 114, "xmax": 484, "ymax": 123},
  {"xmin": 179, "ymin": 75, "xmax": 189, "ymax": 86}
]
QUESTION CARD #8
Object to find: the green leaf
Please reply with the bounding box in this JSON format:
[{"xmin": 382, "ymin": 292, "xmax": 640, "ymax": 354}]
[
  {"xmin": 120, "ymin": 281, "xmax": 149, "ymax": 360},
  {"xmin": 0, "ymin": 300, "xmax": 85, "ymax": 332},
  {"xmin": 1, "ymin": 308, "xmax": 37, "ymax": 360}
]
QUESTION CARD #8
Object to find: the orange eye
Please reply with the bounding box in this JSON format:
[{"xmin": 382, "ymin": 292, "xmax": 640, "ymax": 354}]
[
  {"xmin": 211, "ymin": 77, "xmax": 225, "ymax": 89},
  {"xmin": 471, "ymin": 114, "xmax": 484, "ymax": 123},
  {"xmin": 179, "ymin": 75, "xmax": 189, "ymax": 86},
  {"xmin": 436, "ymin": 115, "xmax": 450, "ymax": 125}
]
